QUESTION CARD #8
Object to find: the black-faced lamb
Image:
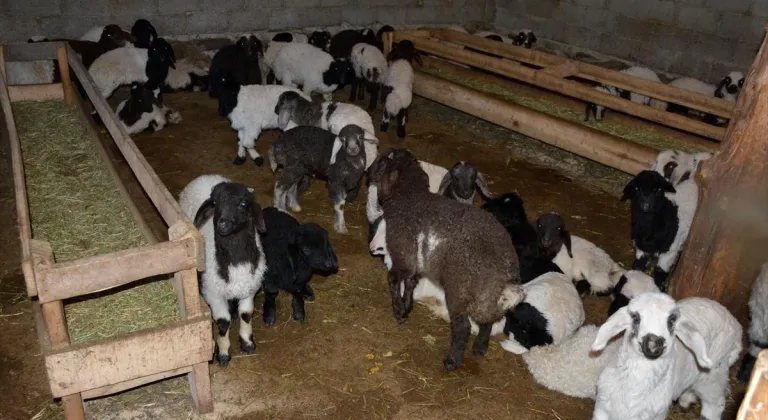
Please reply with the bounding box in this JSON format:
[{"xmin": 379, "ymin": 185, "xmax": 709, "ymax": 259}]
[
  {"xmin": 272, "ymin": 32, "xmax": 308, "ymax": 43},
  {"xmin": 178, "ymin": 174, "xmax": 267, "ymax": 367},
  {"xmin": 606, "ymin": 270, "xmax": 659, "ymax": 317},
  {"xmin": 208, "ymin": 35, "xmax": 263, "ymax": 103},
  {"xmin": 308, "ymin": 30, "xmax": 333, "ymax": 52},
  {"xmin": 535, "ymin": 213, "xmax": 624, "ymax": 296},
  {"xmin": 591, "ymin": 293, "xmax": 742, "ymax": 420},
  {"xmin": 39, "ymin": 25, "xmax": 136, "ymax": 68},
  {"xmin": 116, "ymin": 83, "xmax": 182, "ymax": 134},
  {"xmin": 622, "ymin": 170, "xmax": 697, "ymax": 292},
  {"xmin": 650, "ymin": 149, "xmax": 711, "ymax": 186},
  {"xmin": 437, "ymin": 161, "xmax": 492, "ymax": 205},
  {"xmin": 328, "ymin": 29, "xmax": 378, "ymax": 59},
  {"xmin": 380, "ymin": 46, "xmax": 415, "ymax": 139},
  {"xmin": 350, "ymin": 42, "xmax": 387, "ymax": 110},
  {"xmin": 80, "ymin": 18, "xmax": 156, "ymax": 47},
  {"xmin": 738, "ymin": 262, "xmax": 768, "ymax": 383},
  {"xmin": 513, "ymin": 30, "xmax": 537, "ymax": 49},
  {"xmin": 272, "ymin": 43, "xmax": 353, "ymax": 101},
  {"xmin": 260, "ymin": 206, "xmax": 338, "ymax": 326},
  {"xmin": 268, "ymin": 125, "xmax": 367, "ymax": 234},
  {"xmin": 218, "ymin": 82, "xmax": 309, "ymax": 166},
  {"xmin": 372, "ymin": 148, "xmax": 524, "ymax": 372}
]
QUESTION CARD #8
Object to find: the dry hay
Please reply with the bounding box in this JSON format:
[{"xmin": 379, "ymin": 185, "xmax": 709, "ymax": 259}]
[{"xmin": 13, "ymin": 100, "xmax": 178, "ymax": 344}]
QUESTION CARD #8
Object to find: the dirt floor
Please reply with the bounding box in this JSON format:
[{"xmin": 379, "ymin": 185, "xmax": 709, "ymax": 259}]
[{"xmin": 0, "ymin": 82, "xmax": 744, "ymax": 419}]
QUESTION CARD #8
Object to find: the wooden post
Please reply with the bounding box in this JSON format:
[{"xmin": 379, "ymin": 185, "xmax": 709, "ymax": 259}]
[
  {"xmin": 668, "ymin": 27, "xmax": 768, "ymax": 322},
  {"xmin": 738, "ymin": 350, "xmax": 768, "ymax": 419},
  {"xmin": 383, "ymin": 31, "xmax": 394, "ymax": 57},
  {"xmin": 57, "ymin": 45, "xmax": 74, "ymax": 103},
  {"xmin": 0, "ymin": 45, "xmax": 7, "ymax": 84}
]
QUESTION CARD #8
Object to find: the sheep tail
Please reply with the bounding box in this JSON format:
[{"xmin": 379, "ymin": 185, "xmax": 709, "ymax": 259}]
[
  {"xmin": 498, "ymin": 284, "xmax": 525, "ymax": 311},
  {"xmin": 268, "ymin": 145, "xmax": 278, "ymax": 172}
]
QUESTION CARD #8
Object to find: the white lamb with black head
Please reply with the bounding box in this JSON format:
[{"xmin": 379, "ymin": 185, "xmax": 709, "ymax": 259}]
[
  {"xmin": 738, "ymin": 262, "xmax": 768, "ymax": 383},
  {"xmin": 272, "ymin": 42, "xmax": 353, "ymax": 101},
  {"xmin": 715, "ymin": 71, "xmax": 745, "ymax": 103},
  {"xmin": 162, "ymin": 59, "xmax": 209, "ymax": 93},
  {"xmin": 606, "ymin": 270, "xmax": 659, "ymax": 317},
  {"xmin": 350, "ymin": 42, "xmax": 387, "ymax": 110},
  {"xmin": 666, "ymin": 77, "xmax": 723, "ymax": 125},
  {"xmin": 651, "ymin": 149, "xmax": 711, "ymax": 186},
  {"xmin": 179, "ymin": 175, "xmax": 267, "ymax": 367},
  {"xmin": 513, "ymin": 29, "xmax": 537, "ymax": 49},
  {"xmin": 116, "ymin": 83, "xmax": 182, "ymax": 135},
  {"xmin": 591, "ymin": 293, "xmax": 742, "ymax": 420}
]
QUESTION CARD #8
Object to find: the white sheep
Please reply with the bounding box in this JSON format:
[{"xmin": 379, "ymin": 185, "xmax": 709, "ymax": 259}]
[
  {"xmin": 89, "ymin": 39, "xmax": 176, "ymax": 100},
  {"xmin": 380, "ymin": 59, "xmax": 414, "ymax": 139},
  {"xmin": 738, "ymin": 262, "xmax": 768, "ymax": 383},
  {"xmin": 350, "ymin": 42, "xmax": 388, "ymax": 110},
  {"xmin": 650, "ymin": 149, "xmax": 711, "ymax": 186},
  {"xmin": 607, "ymin": 270, "xmax": 660, "ymax": 317},
  {"xmin": 271, "ymin": 42, "xmax": 353, "ymax": 101},
  {"xmin": 591, "ymin": 293, "xmax": 742, "ymax": 420},
  {"xmin": 715, "ymin": 70, "xmax": 745, "ymax": 102},
  {"xmin": 586, "ymin": 66, "xmax": 663, "ymax": 121},
  {"xmin": 115, "ymin": 84, "xmax": 181, "ymax": 135},
  {"xmin": 163, "ymin": 58, "xmax": 208, "ymax": 92}
]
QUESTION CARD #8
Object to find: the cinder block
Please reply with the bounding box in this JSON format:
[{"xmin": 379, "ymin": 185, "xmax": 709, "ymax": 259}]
[
  {"xmin": 269, "ymin": 7, "xmax": 342, "ymax": 30},
  {"xmin": 675, "ymin": 6, "xmax": 720, "ymax": 34},
  {"xmin": 709, "ymin": 61, "xmax": 743, "ymax": 82},
  {"xmin": 755, "ymin": 1, "xmax": 768, "ymax": 18},
  {"xmin": 596, "ymin": 32, "xmax": 639, "ymax": 60},
  {"xmin": 524, "ymin": 0, "xmax": 558, "ymax": 19},
  {"xmin": 186, "ymin": 12, "xmax": 229, "ymax": 34},
  {"xmin": 109, "ymin": 0, "xmax": 158, "ymax": 16},
  {"xmin": 562, "ymin": 24, "xmax": 603, "ymax": 51},
  {"xmin": 691, "ymin": 33, "xmax": 737, "ymax": 62},
  {"xmin": 647, "ymin": 24, "xmax": 697, "ymax": 52},
  {"xmin": 341, "ymin": 7, "xmax": 375, "ymax": 25},
  {"xmin": 553, "ymin": 3, "xmax": 588, "ymax": 24},
  {"xmin": 261, "ymin": 0, "xmax": 285, "ymax": 8},
  {"xmin": 227, "ymin": 9, "xmax": 270, "ymax": 32},
  {"xmin": 404, "ymin": 6, "xmax": 460, "ymax": 24},
  {"xmin": 61, "ymin": 0, "xmax": 111, "ymax": 16},
  {"xmin": 703, "ymin": 0, "xmax": 751, "ymax": 14},
  {"xmin": 717, "ymin": 13, "xmax": 763, "ymax": 40},
  {"xmin": 145, "ymin": 13, "xmax": 187, "ymax": 35},
  {"xmin": 668, "ymin": 53, "xmax": 712, "ymax": 79},
  {"xmin": 614, "ymin": 15, "xmax": 650, "ymax": 41},
  {"xmin": 607, "ymin": 0, "xmax": 649, "ymax": 19},
  {"xmin": 202, "ymin": 0, "xmax": 245, "ymax": 12},
  {"xmin": 3, "ymin": 0, "xmax": 61, "ymax": 18},
  {"xmin": 646, "ymin": 0, "xmax": 676, "ymax": 24},
  {"xmin": 160, "ymin": 0, "xmax": 202, "ymax": 14},
  {"xmin": 582, "ymin": 9, "xmax": 619, "ymax": 34},
  {"xmin": 731, "ymin": 39, "xmax": 760, "ymax": 67},
  {"xmin": 571, "ymin": 0, "xmax": 606, "ymax": 9},
  {"xmin": 59, "ymin": 15, "xmax": 110, "ymax": 38}
]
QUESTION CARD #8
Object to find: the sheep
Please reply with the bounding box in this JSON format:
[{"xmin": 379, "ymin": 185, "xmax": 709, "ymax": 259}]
[
  {"xmin": 464, "ymin": 31, "xmax": 506, "ymax": 60},
  {"xmin": 591, "ymin": 293, "xmax": 742, "ymax": 420},
  {"xmin": 80, "ymin": 19, "xmax": 157, "ymax": 48},
  {"xmin": 162, "ymin": 59, "xmax": 209, "ymax": 93},
  {"xmin": 5, "ymin": 60, "xmax": 60, "ymax": 85},
  {"xmin": 218, "ymin": 83, "xmax": 310, "ymax": 167},
  {"xmin": 473, "ymin": 30, "xmax": 514, "ymax": 44},
  {"xmin": 380, "ymin": 54, "xmax": 414, "ymax": 138},
  {"xmin": 650, "ymin": 149, "xmax": 711, "ymax": 186},
  {"xmin": 372, "ymin": 148, "xmax": 524, "ymax": 372},
  {"xmin": 208, "ymin": 35, "xmax": 263, "ymax": 108},
  {"xmin": 272, "ymin": 43, "xmax": 353, "ymax": 102},
  {"xmin": 715, "ymin": 70, "xmax": 745, "ymax": 102},
  {"xmin": 375, "ymin": 25, "xmax": 395, "ymax": 51},
  {"xmin": 260, "ymin": 206, "xmax": 339, "ymax": 326},
  {"xmin": 268, "ymin": 125, "xmax": 367, "ymax": 234},
  {"xmin": 178, "ymin": 174, "xmax": 268, "ymax": 367},
  {"xmin": 274, "ymin": 90, "xmax": 379, "ymax": 169},
  {"xmin": 437, "ymin": 161, "xmax": 492, "ymax": 205},
  {"xmin": 513, "ymin": 29, "xmax": 537, "ymax": 49},
  {"xmin": 665, "ymin": 77, "xmax": 722, "ymax": 125},
  {"xmin": 328, "ymin": 28, "xmax": 378, "ymax": 59},
  {"xmin": 350, "ymin": 42, "xmax": 387, "ymax": 110},
  {"xmin": 386, "ymin": 39, "xmax": 422, "ymax": 66},
  {"xmin": 308, "ymin": 30, "xmax": 332, "ymax": 52},
  {"xmin": 39, "ymin": 25, "xmax": 136, "ymax": 68},
  {"xmin": 584, "ymin": 84, "xmax": 619, "ymax": 121},
  {"xmin": 89, "ymin": 38, "xmax": 176, "ymax": 100},
  {"xmin": 535, "ymin": 212, "xmax": 625, "ymax": 296},
  {"xmin": 116, "ymin": 83, "xmax": 182, "ymax": 135},
  {"xmin": 621, "ymin": 170, "xmax": 698, "ymax": 292},
  {"xmin": 738, "ymin": 262, "xmax": 768, "ymax": 383},
  {"xmin": 606, "ymin": 270, "xmax": 660, "ymax": 317},
  {"xmin": 271, "ymin": 32, "xmax": 308, "ymax": 44},
  {"xmin": 585, "ymin": 66, "xmax": 663, "ymax": 121}
]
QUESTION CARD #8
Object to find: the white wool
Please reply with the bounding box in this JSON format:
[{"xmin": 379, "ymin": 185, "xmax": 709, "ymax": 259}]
[
  {"xmin": 351, "ymin": 42, "xmax": 387, "ymax": 83},
  {"xmin": 5, "ymin": 61, "xmax": 55, "ymax": 85},
  {"xmin": 272, "ymin": 43, "xmax": 339, "ymax": 101},
  {"xmin": 748, "ymin": 262, "xmax": 768, "ymax": 358},
  {"xmin": 650, "ymin": 149, "xmax": 711, "ymax": 186},
  {"xmin": 500, "ymin": 273, "xmax": 585, "ymax": 354},
  {"xmin": 619, "ymin": 270, "xmax": 659, "ymax": 298},
  {"xmin": 89, "ymin": 45, "xmax": 150, "ymax": 99},
  {"xmin": 553, "ymin": 235, "xmax": 624, "ymax": 294},
  {"xmin": 473, "ymin": 30, "xmax": 514, "ymax": 44},
  {"xmin": 321, "ymin": 102, "xmax": 378, "ymax": 170},
  {"xmin": 657, "ymin": 177, "xmax": 698, "ymax": 272},
  {"xmin": 115, "ymin": 99, "xmax": 168, "ymax": 135},
  {"xmin": 522, "ymin": 325, "xmax": 620, "ymax": 399},
  {"xmin": 620, "ymin": 66, "xmax": 662, "ymax": 106},
  {"xmin": 164, "ymin": 58, "xmax": 208, "ymax": 91},
  {"xmin": 81, "ymin": 26, "xmax": 105, "ymax": 42},
  {"xmin": 383, "ymin": 59, "xmax": 414, "ymax": 117},
  {"xmin": 262, "ymin": 40, "xmax": 289, "ymax": 82},
  {"xmin": 669, "ymin": 77, "xmax": 716, "ymax": 97}
]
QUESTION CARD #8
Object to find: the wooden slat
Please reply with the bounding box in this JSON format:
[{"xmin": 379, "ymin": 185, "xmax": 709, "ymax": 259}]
[
  {"xmin": 0, "ymin": 45, "xmax": 7, "ymax": 83},
  {"xmin": 8, "ymin": 83, "xmax": 64, "ymax": 102},
  {"xmin": 397, "ymin": 33, "xmax": 726, "ymax": 141},
  {"xmin": 45, "ymin": 316, "xmax": 214, "ymax": 397},
  {"xmin": 36, "ymin": 237, "xmax": 199, "ymax": 303},
  {"xmin": 2, "ymin": 42, "xmax": 60, "ymax": 61},
  {"xmin": 81, "ymin": 366, "xmax": 192, "ymax": 399},
  {"xmin": 424, "ymin": 29, "xmax": 735, "ymax": 119},
  {"xmin": 541, "ymin": 62, "xmax": 580, "ymax": 78},
  {"xmin": 56, "ymin": 46, "xmax": 74, "ymax": 103},
  {"xmin": 66, "ymin": 45, "xmax": 189, "ymax": 227},
  {"xmin": 189, "ymin": 362, "xmax": 214, "ymax": 413}
]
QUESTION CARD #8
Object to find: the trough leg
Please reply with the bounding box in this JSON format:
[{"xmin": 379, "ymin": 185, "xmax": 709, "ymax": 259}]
[
  {"xmin": 445, "ymin": 312, "xmax": 471, "ymax": 372},
  {"xmin": 188, "ymin": 362, "xmax": 213, "ymax": 413}
]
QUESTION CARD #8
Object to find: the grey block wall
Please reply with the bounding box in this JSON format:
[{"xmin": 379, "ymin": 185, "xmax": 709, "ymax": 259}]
[
  {"xmin": 495, "ymin": 0, "xmax": 766, "ymax": 82},
  {"xmin": 0, "ymin": 0, "xmax": 494, "ymax": 42}
]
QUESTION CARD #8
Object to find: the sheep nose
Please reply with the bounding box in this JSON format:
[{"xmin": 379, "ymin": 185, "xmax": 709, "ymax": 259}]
[
  {"xmin": 727, "ymin": 84, "xmax": 738, "ymax": 94},
  {"xmin": 641, "ymin": 202, "xmax": 651, "ymax": 212},
  {"xmin": 217, "ymin": 220, "xmax": 234, "ymax": 234},
  {"xmin": 641, "ymin": 334, "xmax": 665, "ymax": 359},
  {"xmin": 540, "ymin": 237, "xmax": 551, "ymax": 247}
]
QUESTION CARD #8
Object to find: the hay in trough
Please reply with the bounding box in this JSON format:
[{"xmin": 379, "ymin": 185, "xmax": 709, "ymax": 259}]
[
  {"xmin": 421, "ymin": 67, "xmax": 707, "ymax": 154},
  {"xmin": 14, "ymin": 100, "xmax": 178, "ymax": 344}
]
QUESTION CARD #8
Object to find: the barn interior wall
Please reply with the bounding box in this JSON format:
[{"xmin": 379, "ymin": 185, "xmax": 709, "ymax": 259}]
[{"xmin": 495, "ymin": 0, "xmax": 766, "ymax": 82}]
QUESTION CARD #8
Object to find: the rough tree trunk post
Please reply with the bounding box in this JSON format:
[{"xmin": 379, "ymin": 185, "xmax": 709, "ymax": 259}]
[{"xmin": 669, "ymin": 27, "xmax": 768, "ymax": 323}]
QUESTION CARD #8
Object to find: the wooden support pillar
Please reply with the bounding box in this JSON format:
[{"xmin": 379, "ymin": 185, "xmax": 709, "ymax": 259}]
[
  {"xmin": 383, "ymin": 31, "xmax": 394, "ymax": 57},
  {"xmin": 57, "ymin": 45, "xmax": 74, "ymax": 103},
  {"xmin": 0, "ymin": 45, "xmax": 7, "ymax": 84},
  {"xmin": 668, "ymin": 27, "xmax": 768, "ymax": 323}
]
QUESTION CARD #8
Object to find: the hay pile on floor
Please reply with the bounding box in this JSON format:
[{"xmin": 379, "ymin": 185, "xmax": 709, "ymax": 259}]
[{"xmin": 14, "ymin": 100, "xmax": 178, "ymax": 344}]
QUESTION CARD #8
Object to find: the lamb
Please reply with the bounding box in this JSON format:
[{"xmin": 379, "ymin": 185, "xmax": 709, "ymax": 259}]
[
  {"xmin": 622, "ymin": 170, "xmax": 698, "ymax": 292},
  {"xmin": 535, "ymin": 213, "xmax": 625, "ymax": 296},
  {"xmin": 372, "ymin": 148, "xmax": 524, "ymax": 371},
  {"xmin": 274, "ymin": 90, "xmax": 379, "ymax": 169},
  {"xmin": 218, "ymin": 83, "xmax": 309, "ymax": 167},
  {"xmin": 161, "ymin": 59, "xmax": 209, "ymax": 93},
  {"xmin": 591, "ymin": 293, "xmax": 742, "ymax": 420},
  {"xmin": 260, "ymin": 206, "xmax": 338, "ymax": 326},
  {"xmin": 606, "ymin": 270, "xmax": 660, "ymax": 317},
  {"xmin": 328, "ymin": 28, "xmax": 378, "ymax": 59},
  {"xmin": 272, "ymin": 43, "xmax": 353, "ymax": 101},
  {"xmin": 116, "ymin": 83, "xmax": 182, "ymax": 135},
  {"xmin": 349, "ymin": 42, "xmax": 387, "ymax": 110},
  {"xmin": 80, "ymin": 19, "xmax": 157, "ymax": 47},
  {"xmin": 513, "ymin": 30, "xmax": 537, "ymax": 49},
  {"xmin": 738, "ymin": 262, "xmax": 768, "ymax": 383},
  {"xmin": 89, "ymin": 38, "xmax": 176, "ymax": 100},
  {"xmin": 715, "ymin": 71, "xmax": 745, "ymax": 102},
  {"xmin": 665, "ymin": 77, "xmax": 722, "ymax": 125},
  {"xmin": 380, "ymin": 52, "xmax": 415, "ymax": 138},
  {"xmin": 178, "ymin": 174, "xmax": 268, "ymax": 367},
  {"xmin": 39, "ymin": 25, "xmax": 136, "ymax": 68},
  {"xmin": 584, "ymin": 84, "xmax": 619, "ymax": 121},
  {"xmin": 308, "ymin": 30, "xmax": 333, "ymax": 52},
  {"xmin": 271, "ymin": 32, "xmax": 309, "ymax": 44},
  {"xmin": 268, "ymin": 125, "xmax": 367, "ymax": 234},
  {"xmin": 437, "ymin": 161, "xmax": 492, "ymax": 205},
  {"xmin": 650, "ymin": 149, "xmax": 711, "ymax": 186},
  {"xmin": 208, "ymin": 35, "xmax": 263, "ymax": 107},
  {"xmin": 263, "ymin": 33, "xmax": 314, "ymax": 83},
  {"xmin": 585, "ymin": 66, "xmax": 663, "ymax": 121}
]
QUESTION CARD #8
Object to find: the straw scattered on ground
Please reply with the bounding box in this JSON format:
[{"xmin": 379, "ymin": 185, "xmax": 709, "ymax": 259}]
[{"xmin": 14, "ymin": 100, "xmax": 178, "ymax": 344}]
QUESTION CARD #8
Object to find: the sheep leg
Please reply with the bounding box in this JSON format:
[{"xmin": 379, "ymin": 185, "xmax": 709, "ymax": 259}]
[
  {"xmin": 632, "ymin": 248, "xmax": 650, "ymax": 272},
  {"xmin": 273, "ymin": 182, "xmax": 287, "ymax": 212},
  {"xmin": 591, "ymin": 407, "xmax": 611, "ymax": 420},
  {"xmin": 301, "ymin": 284, "xmax": 315, "ymax": 301},
  {"xmin": 345, "ymin": 176, "xmax": 363, "ymax": 202},
  {"xmin": 357, "ymin": 79, "xmax": 366, "ymax": 101},
  {"xmin": 396, "ymin": 108, "xmax": 407, "ymax": 139},
  {"xmin": 400, "ymin": 273, "xmax": 420, "ymax": 321},
  {"xmin": 472, "ymin": 323, "xmax": 493, "ymax": 357},
  {"xmin": 238, "ymin": 297, "xmax": 255, "ymax": 353},
  {"xmin": 207, "ymin": 294, "xmax": 232, "ymax": 367},
  {"xmin": 368, "ymin": 83, "xmax": 380, "ymax": 111},
  {"xmin": 246, "ymin": 146, "xmax": 264, "ymax": 167},
  {"xmin": 380, "ymin": 111, "xmax": 390, "ymax": 132},
  {"xmin": 286, "ymin": 184, "xmax": 302, "ymax": 212},
  {"xmin": 675, "ymin": 390, "xmax": 698, "ymax": 412},
  {"xmin": 348, "ymin": 77, "xmax": 358, "ymax": 102},
  {"xmin": 297, "ymin": 175, "xmax": 312, "ymax": 193},
  {"xmin": 262, "ymin": 282, "xmax": 279, "ymax": 327},
  {"xmin": 694, "ymin": 369, "xmax": 728, "ymax": 420},
  {"xmin": 444, "ymin": 313, "xmax": 471, "ymax": 372},
  {"xmin": 654, "ymin": 251, "xmax": 679, "ymax": 292},
  {"xmin": 329, "ymin": 185, "xmax": 348, "ymax": 233},
  {"xmin": 291, "ymin": 292, "xmax": 306, "ymax": 322},
  {"xmin": 234, "ymin": 132, "xmax": 247, "ymax": 165}
]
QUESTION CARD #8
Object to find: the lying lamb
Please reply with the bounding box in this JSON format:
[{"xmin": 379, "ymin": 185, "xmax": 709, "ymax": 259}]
[{"xmin": 116, "ymin": 83, "xmax": 181, "ymax": 135}]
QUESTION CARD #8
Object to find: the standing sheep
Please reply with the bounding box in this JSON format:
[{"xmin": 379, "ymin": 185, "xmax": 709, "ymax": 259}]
[
  {"xmin": 272, "ymin": 43, "xmax": 353, "ymax": 101},
  {"xmin": 350, "ymin": 42, "xmax": 387, "ymax": 110},
  {"xmin": 208, "ymin": 35, "xmax": 263, "ymax": 111},
  {"xmin": 380, "ymin": 43, "xmax": 417, "ymax": 138},
  {"xmin": 585, "ymin": 66, "xmax": 664, "ymax": 121}
]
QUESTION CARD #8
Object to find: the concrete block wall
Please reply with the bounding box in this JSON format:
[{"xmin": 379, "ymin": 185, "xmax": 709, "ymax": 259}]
[
  {"xmin": 0, "ymin": 0, "xmax": 494, "ymax": 43},
  {"xmin": 495, "ymin": 0, "xmax": 766, "ymax": 82}
]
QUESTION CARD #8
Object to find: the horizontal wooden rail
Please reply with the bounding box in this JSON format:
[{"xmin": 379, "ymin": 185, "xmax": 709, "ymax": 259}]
[
  {"xmin": 398, "ymin": 32, "xmax": 726, "ymax": 141},
  {"xmin": 35, "ymin": 237, "xmax": 200, "ymax": 303},
  {"xmin": 428, "ymin": 29, "xmax": 734, "ymax": 119},
  {"xmin": 8, "ymin": 83, "xmax": 64, "ymax": 102},
  {"xmin": 81, "ymin": 365, "xmax": 192, "ymax": 399}
]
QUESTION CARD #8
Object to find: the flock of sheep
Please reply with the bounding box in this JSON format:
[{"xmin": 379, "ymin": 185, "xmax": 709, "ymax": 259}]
[{"xmin": 11, "ymin": 18, "xmax": 768, "ymax": 419}]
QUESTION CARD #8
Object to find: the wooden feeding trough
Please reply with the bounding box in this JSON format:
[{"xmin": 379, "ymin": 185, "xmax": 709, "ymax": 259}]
[
  {"xmin": 1, "ymin": 42, "xmax": 214, "ymax": 419},
  {"xmin": 739, "ymin": 350, "xmax": 768, "ymax": 420},
  {"xmin": 384, "ymin": 29, "xmax": 735, "ymax": 175}
]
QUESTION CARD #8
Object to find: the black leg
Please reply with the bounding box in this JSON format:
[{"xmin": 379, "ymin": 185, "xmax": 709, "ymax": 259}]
[
  {"xmin": 291, "ymin": 292, "xmax": 306, "ymax": 322},
  {"xmin": 400, "ymin": 274, "xmax": 419, "ymax": 321},
  {"xmin": 444, "ymin": 313, "xmax": 471, "ymax": 372},
  {"xmin": 388, "ymin": 270, "xmax": 407, "ymax": 323},
  {"xmin": 574, "ymin": 279, "xmax": 591, "ymax": 297},
  {"xmin": 652, "ymin": 267, "xmax": 669, "ymax": 293},
  {"xmin": 349, "ymin": 77, "xmax": 358, "ymax": 102},
  {"xmin": 396, "ymin": 108, "xmax": 406, "ymax": 139},
  {"xmin": 357, "ymin": 79, "xmax": 366, "ymax": 101},
  {"xmin": 473, "ymin": 323, "xmax": 493, "ymax": 357},
  {"xmin": 368, "ymin": 83, "xmax": 380, "ymax": 111},
  {"xmin": 253, "ymin": 156, "xmax": 264, "ymax": 167},
  {"xmin": 632, "ymin": 254, "xmax": 650, "ymax": 272},
  {"xmin": 262, "ymin": 288, "xmax": 279, "ymax": 327},
  {"xmin": 380, "ymin": 112, "xmax": 390, "ymax": 132},
  {"xmin": 301, "ymin": 283, "xmax": 315, "ymax": 301},
  {"xmin": 233, "ymin": 156, "xmax": 246, "ymax": 165}
]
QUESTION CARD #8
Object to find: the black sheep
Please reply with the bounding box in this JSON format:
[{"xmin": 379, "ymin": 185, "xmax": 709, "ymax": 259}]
[{"xmin": 208, "ymin": 35, "xmax": 263, "ymax": 106}]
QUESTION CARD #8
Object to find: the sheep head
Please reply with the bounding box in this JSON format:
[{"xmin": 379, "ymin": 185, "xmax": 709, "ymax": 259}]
[
  {"xmin": 274, "ymin": 91, "xmax": 310, "ymax": 130},
  {"xmin": 338, "ymin": 124, "xmax": 365, "ymax": 158},
  {"xmin": 100, "ymin": 24, "xmax": 135, "ymax": 47},
  {"xmin": 309, "ymin": 31, "xmax": 332, "ymax": 51},
  {"xmin": 621, "ymin": 170, "xmax": 676, "ymax": 213},
  {"xmin": 194, "ymin": 182, "xmax": 266, "ymax": 237},
  {"xmin": 437, "ymin": 161, "xmax": 492, "ymax": 205},
  {"xmin": 374, "ymin": 148, "xmax": 427, "ymax": 203},
  {"xmin": 651, "ymin": 149, "xmax": 711, "ymax": 185},
  {"xmin": 295, "ymin": 223, "xmax": 339, "ymax": 274},
  {"xmin": 534, "ymin": 212, "xmax": 572, "ymax": 258},
  {"xmin": 131, "ymin": 18, "xmax": 157, "ymax": 49}
]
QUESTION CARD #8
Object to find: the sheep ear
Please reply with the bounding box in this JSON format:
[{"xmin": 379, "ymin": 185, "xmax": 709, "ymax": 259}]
[
  {"xmin": 437, "ymin": 172, "xmax": 452, "ymax": 195},
  {"xmin": 252, "ymin": 203, "xmax": 266, "ymax": 233},
  {"xmin": 592, "ymin": 306, "xmax": 631, "ymax": 352},
  {"xmin": 563, "ymin": 229, "xmax": 573, "ymax": 258},
  {"xmin": 364, "ymin": 136, "xmax": 379, "ymax": 145},
  {"xmin": 663, "ymin": 181, "xmax": 676, "ymax": 193},
  {"xmin": 675, "ymin": 319, "xmax": 713, "ymax": 369},
  {"xmin": 621, "ymin": 179, "xmax": 636, "ymax": 201},
  {"xmin": 693, "ymin": 152, "xmax": 712, "ymax": 168},
  {"xmin": 330, "ymin": 137, "xmax": 343, "ymax": 165},
  {"xmin": 193, "ymin": 198, "xmax": 214, "ymax": 229},
  {"xmin": 475, "ymin": 172, "xmax": 492, "ymax": 198},
  {"xmin": 277, "ymin": 109, "xmax": 291, "ymax": 131}
]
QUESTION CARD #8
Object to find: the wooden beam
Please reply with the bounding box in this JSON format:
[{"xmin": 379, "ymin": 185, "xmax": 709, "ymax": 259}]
[
  {"xmin": 540, "ymin": 62, "xmax": 580, "ymax": 78},
  {"xmin": 0, "ymin": 45, "xmax": 7, "ymax": 83},
  {"xmin": 383, "ymin": 31, "xmax": 394, "ymax": 58},
  {"xmin": 8, "ymin": 83, "xmax": 64, "ymax": 102},
  {"xmin": 56, "ymin": 46, "xmax": 74, "ymax": 103},
  {"xmin": 81, "ymin": 365, "xmax": 192, "ymax": 400},
  {"xmin": 413, "ymin": 71, "xmax": 657, "ymax": 174},
  {"xmin": 35, "ymin": 237, "xmax": 199, "ymax": 303},
  {"xmin": 668, "ymin": 27, "xmax": 768, "ymax": 323},
  {"xmin": 44, "ymin": 316, "xmax": 213, "ymax": 397},
  {"xmin": 189, "ymin": 362, "xmax": 214, "ymax": 413},
  {"xmin": 427, "ymin": 29, "xmax": 734, "ymax": 119},
  {"xmin": 738, "ymin": 350, "xmax": 768, "ymax": 420},
  {"xmin": 397, "ymin": 34, "xmax": 726, "ymax": 141},
  {"xmin": 2, "ymin": 42, "xmax": 60, "ymax": 61}
]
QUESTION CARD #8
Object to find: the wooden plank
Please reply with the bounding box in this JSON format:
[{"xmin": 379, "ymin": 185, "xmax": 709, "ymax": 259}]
[
  {"xmin": 738, "ymin": 350, "xmax": 768, "ymax": 420},
  {"xmin": 383, "ymin": 31, "xmax": 394, "ymax": 57},
  {"xmin": 188, "ymin": 362, "xmax": 214, "ymax": 413},
  {"xmin": 45, "ymin": 316, "xmax": 214, "ymax": 397},
  {"xmin": 2, "ymin": 42, "xmax": 60, "ymax": 62},
  {"xmin": 56, "ymin": 46, "xmax": 74, "ymax": 103},
  {"xmin": 42, "ymin": 301, "xmax": 69, "ymax": 350},
  {"xmin": 413, "ymin": 70, "xmax": 657, "ymax": 174},
  {"xmin": 398, "ymin": 33, "xmax": 726, "ymax": 141},
  {"xmin": 81, "ymin": 366, "xmax": 192, "ymax": 399},
  {"xmin": 425, "ymin": 29, "xmax": 734, "ymax": 119},
  {"xmin": 541, "ymin": 62, "xmax": 580, "ymax": 78},
  {"xmin": 36, "ymin": 237, "xmax": 199, "ymax": 303},
  {"xmin": 8, "ymin": 83, "xmax": 64, "ymax": 102},
  {"xmin": 66, "ymin": 45, "xmax": 189, "ymax": 227},
  {"xmin": 0, "ymin": 45, "xmax": 7, "ymax": 83}
]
